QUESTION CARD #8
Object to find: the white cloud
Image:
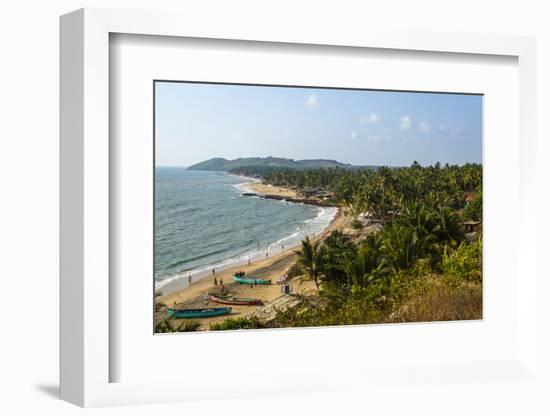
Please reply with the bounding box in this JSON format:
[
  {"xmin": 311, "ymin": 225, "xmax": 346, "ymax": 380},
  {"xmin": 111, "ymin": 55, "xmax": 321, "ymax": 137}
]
[
  {"xmin": 351, "ymin": 130, "xmax": 358, "ymax": 140},
  {"xmin": 399, "ymin": 115, "xmax": 412, "ymax": 130},
  {"xmin": 305, "ymin": 93, "xmax": 318, "ymax": 109},
  {"xmin": 359, "ymin": 113, "xmax": 380, "ymax": 124},
  {"xmin": 418, "ymin": 121, "xmax": 432, "ymax": 134},
  {"xmin": 367, "ymin": 135, "xmax": 392, "ymax": 142}
]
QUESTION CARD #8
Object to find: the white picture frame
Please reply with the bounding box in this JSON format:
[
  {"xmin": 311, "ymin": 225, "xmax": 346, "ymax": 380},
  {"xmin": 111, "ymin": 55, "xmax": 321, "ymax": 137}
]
[{"xmin": 60, "ymin": 7, "xmax": 539, "ymax": 408}]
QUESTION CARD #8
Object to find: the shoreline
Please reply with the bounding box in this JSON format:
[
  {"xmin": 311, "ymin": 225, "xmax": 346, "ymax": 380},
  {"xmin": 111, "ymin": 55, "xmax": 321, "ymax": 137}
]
[
  {"xmin": 156, "ymin": 206, "xmax": 347, "ymax": 329},
  {"xmin": 155, "ymin": 176, "xmax": 337, "ymax": 297},
  {"xmin": 244, "ymin": 181, "xmax": 336, "ymax": 207},
  {"xmin": 245, "ymin": 181, "xmax": 298, "ymax": 199}
]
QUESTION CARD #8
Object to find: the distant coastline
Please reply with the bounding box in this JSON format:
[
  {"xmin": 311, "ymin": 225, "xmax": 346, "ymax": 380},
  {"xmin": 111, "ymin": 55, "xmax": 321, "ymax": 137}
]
[{"xmin": 241, "ymin": 180, "xmax": 336, "ymax": 208}]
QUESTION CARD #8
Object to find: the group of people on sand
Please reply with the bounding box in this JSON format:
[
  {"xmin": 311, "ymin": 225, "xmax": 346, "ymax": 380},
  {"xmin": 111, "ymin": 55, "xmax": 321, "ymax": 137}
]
[
  {"xmin": 213, "ymin": 276, "xmax": 226, "ymax": 293},
  {"xmin": 235, "ymin": 270, "xmax": 258, "ymax": 288}
]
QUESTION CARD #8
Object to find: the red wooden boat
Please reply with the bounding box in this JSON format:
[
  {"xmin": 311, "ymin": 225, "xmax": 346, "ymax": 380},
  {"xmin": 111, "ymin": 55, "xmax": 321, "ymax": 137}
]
[{"xmin": 207, "ymin": 294, "xmax": 263, "ymax": 306}]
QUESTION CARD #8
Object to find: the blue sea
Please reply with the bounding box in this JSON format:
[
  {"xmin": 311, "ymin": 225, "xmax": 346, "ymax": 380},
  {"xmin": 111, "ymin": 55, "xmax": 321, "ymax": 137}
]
[{"xmin": 155, "ymin": 168, "xmax": 337, "ymax": 294}]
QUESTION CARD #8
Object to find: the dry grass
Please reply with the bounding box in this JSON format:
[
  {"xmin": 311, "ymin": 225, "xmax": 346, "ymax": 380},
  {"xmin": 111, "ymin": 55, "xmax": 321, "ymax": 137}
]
[{"xmin": 390, "ymin": 276, "xmax": 482, "ymax": 323}]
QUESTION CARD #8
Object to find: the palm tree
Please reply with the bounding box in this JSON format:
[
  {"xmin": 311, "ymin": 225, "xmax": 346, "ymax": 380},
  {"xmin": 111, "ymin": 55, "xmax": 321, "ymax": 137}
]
[
  {"xmin": 324, "ymin": 229, "xmax": 354, "ymax": 249},
  {"xmin": 344, "ymin": 243, "xmax": 386, "ymax": 288},
  {"xmin": 296, "ymin": 236, "xmax": 325, "ymax": 291},
  {"xmin": 433, "ymin": 206, "xmax": 464, "ymax": 252},
  {"xmin": 382, "ymin": 224, "xmax": 431, "ymax": 272},
  {"xmin": 400, "ymin": 202, "xmax": 436, "ymax": 240}
]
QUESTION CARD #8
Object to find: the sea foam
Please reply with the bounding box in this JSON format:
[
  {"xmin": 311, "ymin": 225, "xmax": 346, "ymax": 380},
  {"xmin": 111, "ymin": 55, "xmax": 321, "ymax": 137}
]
[{"xmin": 155, "ymin": 171, "xmax": 337, "ymax": 295}]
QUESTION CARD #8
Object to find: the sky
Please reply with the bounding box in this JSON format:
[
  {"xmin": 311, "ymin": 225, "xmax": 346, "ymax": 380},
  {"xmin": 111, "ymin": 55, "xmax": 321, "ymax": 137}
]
[{"xmin": 155, "ymin": 81, "xmax": 482, "ymax": 167}]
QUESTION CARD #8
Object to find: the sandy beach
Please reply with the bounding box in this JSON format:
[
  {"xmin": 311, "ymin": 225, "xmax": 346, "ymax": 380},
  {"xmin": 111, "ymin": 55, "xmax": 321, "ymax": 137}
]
[
  {"xmin": 246, "ymin": 182, "xmax": 298, "ymax": 199},
  {"xmin": 156, "ymin": 193, "xmax": 349, "ymax": 330}
]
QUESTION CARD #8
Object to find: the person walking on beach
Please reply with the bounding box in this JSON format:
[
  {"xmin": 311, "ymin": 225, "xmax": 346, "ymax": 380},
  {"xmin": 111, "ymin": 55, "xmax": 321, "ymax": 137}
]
[
  {"xmin": 248, "ymin": 258, "xmax": 251, "ymax": 266},
  {"xmin": 220, "ymin": 277, "xmax": 223, "ymax": 285},
  {"xmin": 212, "ymin": 268, "xmax": 216, "ymax": 276},
  {"xmin": 282, "ymin": 244, "xmax": 285, "ymax": 252},
  {"xmin": 188, "ymin": 275, "xmax": 192, "ymax": 284},
  {"xmin": 266, "ymin": 251, "xmax": 269, "ymax": 259},
  {"xmin": 214, "ymin": 277, "xmax": 217, "ymax": 286}
]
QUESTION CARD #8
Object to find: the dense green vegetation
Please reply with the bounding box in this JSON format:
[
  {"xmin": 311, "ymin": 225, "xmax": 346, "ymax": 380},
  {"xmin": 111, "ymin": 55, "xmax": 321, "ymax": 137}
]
[
  {"xmin": 259, "ymin": 161, "xmax": 481, "ymax": 215},
  {"xmin": 463, "ymin": 190, "xmax": 483, "ymax": 221},
  {"xmin": 209, "ymin": 316, "xmax": 266, "ymax": 331},
  {"xmin": 209, "ymin": 162, "xmax": 483, "ymax": 330}
]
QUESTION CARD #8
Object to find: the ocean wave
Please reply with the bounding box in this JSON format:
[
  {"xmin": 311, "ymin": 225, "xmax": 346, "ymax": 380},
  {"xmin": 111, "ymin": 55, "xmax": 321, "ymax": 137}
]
[
  {"xmin": 156, "ymin": 245, "xmax": 268, "ymax": 291},
  {"xmin": 155, "ymin": 205, "xmax": 338, "ymax": 293},
  {"xmin": 231, "ymin": 176, "xmax": 260, "ymax": 193},
  {"xmin": 166, "ymin": 247, "xmax": 228, "ymax": 268}
]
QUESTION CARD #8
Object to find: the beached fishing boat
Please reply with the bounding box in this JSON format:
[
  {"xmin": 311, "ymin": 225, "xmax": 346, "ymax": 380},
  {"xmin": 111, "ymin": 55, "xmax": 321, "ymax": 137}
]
[
  {"xmin": 233, "ymin": 275, "xmax": 271, "ymax": 285},
  {"xmin": 166, "ymin": 307, "xmax": 232, "ymax": 319},
  {"xmin": 204, "ymin": 292, "xmax": 231, "ymax": 299},
  {"xmin": 207, "ymin": 294, "xmax": 263, "ymax": 306}
]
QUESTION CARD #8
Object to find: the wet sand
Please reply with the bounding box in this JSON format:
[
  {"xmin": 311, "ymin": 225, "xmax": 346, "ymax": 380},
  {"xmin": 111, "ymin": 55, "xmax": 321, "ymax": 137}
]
[{"xmin": 156, "ymin": 206, "xmax": 349, "ymax": 330}]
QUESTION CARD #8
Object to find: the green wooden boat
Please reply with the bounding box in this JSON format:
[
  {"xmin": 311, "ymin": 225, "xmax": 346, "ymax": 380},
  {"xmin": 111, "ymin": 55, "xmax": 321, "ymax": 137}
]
[
  {"xmin": 166, "ymin": 307, "xmax": 232, "ymax": 319},
  {"xmin": 233, "ymin": 275, "xmax": 271, "ymax": 285}
]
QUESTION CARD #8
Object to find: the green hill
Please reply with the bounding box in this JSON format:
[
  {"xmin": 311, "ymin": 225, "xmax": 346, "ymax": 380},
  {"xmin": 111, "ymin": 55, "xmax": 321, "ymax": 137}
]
[{"xmin": 187, "ymin": 157, "xmax": 353, "ymax": 171}]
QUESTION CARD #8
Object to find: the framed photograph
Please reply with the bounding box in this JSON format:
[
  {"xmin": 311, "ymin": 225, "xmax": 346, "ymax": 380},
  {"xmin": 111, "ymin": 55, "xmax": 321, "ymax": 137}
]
[
  {"xmin": 152, "ymin": 81, "xmax": 484, "ymax": 333},
  {"xmin": 60, "ymin": 8, "xmax": 539, "ymax": 408}
]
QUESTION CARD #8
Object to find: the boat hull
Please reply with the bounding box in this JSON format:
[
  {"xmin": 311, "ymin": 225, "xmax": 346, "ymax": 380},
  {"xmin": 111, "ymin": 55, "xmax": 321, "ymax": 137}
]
[
  {"xmin": 233, "ymin": 275, "xmax": 271, "ymax": 285},
  {"xmin": 207, "ymin": 295, "xmax": 263, "ymax": 306},
  {"xmin": 166, "ymin": 307, "xmax": 232, "ymax": 319}
]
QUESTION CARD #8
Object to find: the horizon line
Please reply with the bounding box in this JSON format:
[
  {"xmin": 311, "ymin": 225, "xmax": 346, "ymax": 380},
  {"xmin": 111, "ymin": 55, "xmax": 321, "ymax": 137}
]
[{"xmin": 156, "ymin": 160, "xmax": 482, "ymax": 169}]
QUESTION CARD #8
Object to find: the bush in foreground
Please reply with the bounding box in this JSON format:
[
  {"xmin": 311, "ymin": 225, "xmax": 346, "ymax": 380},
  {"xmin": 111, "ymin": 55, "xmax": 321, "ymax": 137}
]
[
  {"xmin": 209, "ymin": 316, "xmax": 266, "ymax": 331},
  {"xmin": 155, "ymin": 318, "xmax": 201, "ymax": 333},
  {"xmin": 389, "ymin": 276, "xmax": 482, "ymax": 323},
  {"xmin": 443, "ymin": 239, "xmax": 482, "ymax": 282}
]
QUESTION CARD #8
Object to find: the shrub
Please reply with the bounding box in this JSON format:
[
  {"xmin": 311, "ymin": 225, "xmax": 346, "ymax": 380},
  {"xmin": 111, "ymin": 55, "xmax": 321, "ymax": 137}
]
[
  {"xmin": 155, "ymin": 318, "xmax": 200, "ymax": 333},
  {"xmin": 351, "ymin": 219, "xmax": 363, "ymax": 229},
  {"xmin": 322, "ymin": 230, "xmax": 357, "ymax": 286},
  {"xmin": 271, "ymin": 273, "xmax": 416, "ymax": 328},
  {"xmin": 443, "ymin": 239, "xmax": 482, "ymax": 282},
  {"xmin": 462, "ymin": 192, "xmax": 482, "ymax": 221},
  {"xmin": 209, "ymin": 316, "xmax": 265, "ymax": 330}
]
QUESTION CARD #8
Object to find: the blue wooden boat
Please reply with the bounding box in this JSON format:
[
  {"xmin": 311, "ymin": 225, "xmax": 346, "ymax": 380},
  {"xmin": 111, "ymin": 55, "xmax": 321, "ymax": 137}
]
[
  {"xmin": 166, "ymin": 307, "xmax": 232, "ymax": 319},
  {"xmin": 233, "ymin": 275, "xmax": 271, "ymax": 285}
]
